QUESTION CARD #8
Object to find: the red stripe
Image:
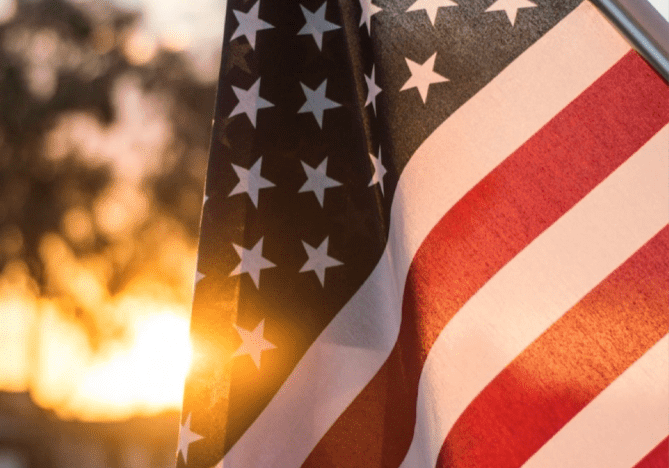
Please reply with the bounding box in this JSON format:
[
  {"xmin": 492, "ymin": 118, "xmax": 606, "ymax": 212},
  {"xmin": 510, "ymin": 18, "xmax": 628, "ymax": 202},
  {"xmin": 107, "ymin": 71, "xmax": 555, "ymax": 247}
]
[
  {"xmin": 634, "ymin": 438, "xmax": 669, "ymax": 468},
  {"xmin": 302, "ymin": 51, "xmax": 669, "ymax": 468},
  {"xmin": 437, "ymin": 228, "xmax": 669, "ymax": 468}
]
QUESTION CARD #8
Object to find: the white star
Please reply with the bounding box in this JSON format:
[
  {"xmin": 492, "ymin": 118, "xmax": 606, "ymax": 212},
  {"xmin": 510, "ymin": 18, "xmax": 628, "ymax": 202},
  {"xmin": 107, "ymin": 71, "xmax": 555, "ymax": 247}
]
[
  {"xmin": 400, "ymin": 53, "xmax": 448, "ymax": 103},
  {"xmin": 203, "ymin": 194, "xmax": 209, "ymax": 205},
  {"xmin": 298, "ymin": 2, "xmax": 340, "ymax": 50},
  {"xmin": 230, "ymin": 1, "xmax": 274, "ymax": 49},
  {"xmin": 177, "ymin": 413, "xmax": 203, "ymax": 465},
  {"xmin": 368, "ymin": 148, "xmax": 387, "ymax": 194},
  {"xmin": 298, "ymin": 80, "xmax": 341, "ymax": 128},
  {"xmin": 229, "ymin": 78, "xmax": 274, "ymax": 128},
  {"xmin": 359, "ymin": 0, "xmax": 382, "ymax": 33},
  {"xmin": 365, "ymin": 66, "xmax": 382, "ymax": 113},
  {"xmin": 230, "ymin": 238, "xmax": 276, "ymax": 288},
  {"xmin": 232, "ymin": 319, "xmax": 276, "ymax": 369},
  {"xmin": 195, "ymin": 271, "xmax": 205, "ymax": 284},
  {"xmin": 406, "ymin": 0, "xmax": 457, "ymax": 25},
  {"xmin": 299, "ymin": 157, "xmax": 342, "ymax": 207},
  {"xmin": 228, "ymin": 157, "xmax": 275, "ymax": 208},
  {"xmin": 300, "ymin": 237, "xmax": 343, "ymax": 286},
  {"xmin": 485, "ymin": 0, "xmax": 536, "ymax": 26}
]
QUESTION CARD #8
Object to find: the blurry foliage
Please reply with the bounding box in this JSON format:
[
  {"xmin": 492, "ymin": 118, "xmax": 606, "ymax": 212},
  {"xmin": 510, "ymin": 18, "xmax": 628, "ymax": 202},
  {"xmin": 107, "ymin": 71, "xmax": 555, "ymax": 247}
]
[
  {"xmin": 0, "ymin": 0, "xmax": 215, "ymax": 278},
  {"xmin": 0, "ymin": 0, "xmax": 215, "ymax": 356}
]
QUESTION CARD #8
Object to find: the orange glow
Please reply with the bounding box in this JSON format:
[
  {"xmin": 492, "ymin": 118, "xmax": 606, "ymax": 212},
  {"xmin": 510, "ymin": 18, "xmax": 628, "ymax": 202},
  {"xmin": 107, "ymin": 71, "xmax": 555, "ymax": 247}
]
[
  {"xmin": 0, "ymin": 285, "xmax": 35, "ymax": 392},
  {"xmin": 31, "ymin": 311, "xmax": 194, "ymax": 421},
  {"xmin": 78, "ymin": 313, "xmax": 192, "ymax": 417},
  {"xmin": 1, "ymin": 206, "xmax": 198, "ymax": 421}
]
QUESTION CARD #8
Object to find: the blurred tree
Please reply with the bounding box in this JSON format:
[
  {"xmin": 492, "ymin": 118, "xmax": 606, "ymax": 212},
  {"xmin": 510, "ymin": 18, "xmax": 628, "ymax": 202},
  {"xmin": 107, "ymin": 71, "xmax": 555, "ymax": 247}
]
[{"xmin": 0, "ymin": 0, "xmax": 215, "ymax": 376}]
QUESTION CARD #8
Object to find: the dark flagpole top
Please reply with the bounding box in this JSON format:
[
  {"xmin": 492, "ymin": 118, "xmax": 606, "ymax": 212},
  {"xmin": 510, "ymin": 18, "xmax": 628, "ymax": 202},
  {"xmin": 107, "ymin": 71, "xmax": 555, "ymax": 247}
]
[{"xmin": 593, "ymin": 0, "xmax": 669, "ymax": 82}]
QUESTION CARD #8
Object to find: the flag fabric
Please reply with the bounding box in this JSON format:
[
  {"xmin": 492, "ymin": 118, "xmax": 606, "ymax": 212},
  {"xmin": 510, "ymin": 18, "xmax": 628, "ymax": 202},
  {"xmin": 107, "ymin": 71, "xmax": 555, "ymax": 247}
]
[{"xmin": 177, "ymin": 0, "xmax": 669, "ymax": 466}]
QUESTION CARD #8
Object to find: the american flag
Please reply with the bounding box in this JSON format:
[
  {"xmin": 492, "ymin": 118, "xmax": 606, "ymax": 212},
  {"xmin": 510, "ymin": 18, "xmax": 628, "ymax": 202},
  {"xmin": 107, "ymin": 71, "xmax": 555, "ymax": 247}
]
[{"xmin": 177, "ymin": 0, "xmax": 669, "ymax": 466}]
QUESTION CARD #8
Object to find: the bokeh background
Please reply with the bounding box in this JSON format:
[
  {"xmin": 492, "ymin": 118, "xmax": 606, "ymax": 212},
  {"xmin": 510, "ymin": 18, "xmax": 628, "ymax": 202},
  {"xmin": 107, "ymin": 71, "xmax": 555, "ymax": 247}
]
[
  {"xmin": 0, "ymin": 0, "xmax": 224, "ymax": 465},
  {"xmin": 0, "ymin": 0, "xmax": 666, "ymax": 467}
]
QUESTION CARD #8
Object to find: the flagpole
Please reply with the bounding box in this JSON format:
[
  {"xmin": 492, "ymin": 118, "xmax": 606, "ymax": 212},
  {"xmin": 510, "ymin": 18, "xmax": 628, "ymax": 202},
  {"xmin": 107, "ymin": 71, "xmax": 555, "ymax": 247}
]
[{"xmin": 593, "ymin": 0, "xmax": 669, "ymax": 82}]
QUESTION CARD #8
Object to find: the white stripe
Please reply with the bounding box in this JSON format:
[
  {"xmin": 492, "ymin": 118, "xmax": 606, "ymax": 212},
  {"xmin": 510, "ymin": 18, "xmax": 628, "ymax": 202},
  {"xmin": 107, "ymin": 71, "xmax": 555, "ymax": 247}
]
[
  {"xmin": 522, "ymin": 335, "xmax": 669, "ymax": 468},
  {"xmin": 400, "ymin": 125, "xmax": 669, "ymax": 468},
  {"xmin": 221, "ymin": 3, "xmax": 631, "ymax": 466}
]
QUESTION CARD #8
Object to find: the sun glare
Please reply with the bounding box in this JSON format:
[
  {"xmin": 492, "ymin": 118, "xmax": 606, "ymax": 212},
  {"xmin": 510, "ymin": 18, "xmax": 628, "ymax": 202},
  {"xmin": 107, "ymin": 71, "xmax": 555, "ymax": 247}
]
[
  {"xmin": 0, "ymin": 292, "xmax": 34, "ymax": 392},
  {"xmin": 2, "ymin": 276, "xmax": 196, "ymax": 421},
  {"xmin": 71, "ymin": 313, "xmax": 193, "ymax": 421}
]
